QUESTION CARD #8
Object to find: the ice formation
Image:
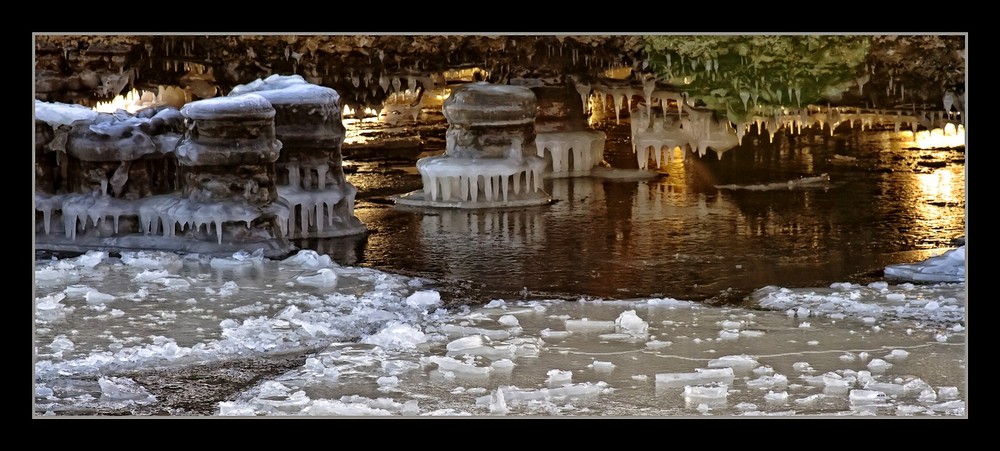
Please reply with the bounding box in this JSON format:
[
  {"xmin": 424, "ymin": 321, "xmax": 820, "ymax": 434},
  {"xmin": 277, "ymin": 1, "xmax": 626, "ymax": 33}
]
[
  {"xmin": 535, "ymin": 130, "xmax": 606, "ymax": 177},
  {"xmin": 34, "ymin": 95, "xmax": 296, "ymax": 256},
  {"xmin": 395, "ymin": 82, "xmax": 550, "ymax": 208},
  {"xmin": 35, "ymin": 247, "xmax": 965, "ymax": 417},
  {"xmin": 631, "ymin": 107, "xmax": 739, "ymax": 169},
  {"xmin": 884, "ymin": 246, "xmax": 965, "ymax": 283},
  {"xmin": 229, "ymin": 74, "xmax": 365, "ymax": 239},
  {"xmin": 35, "ymin": 74, "xmax": 365, "ymax": 257}
]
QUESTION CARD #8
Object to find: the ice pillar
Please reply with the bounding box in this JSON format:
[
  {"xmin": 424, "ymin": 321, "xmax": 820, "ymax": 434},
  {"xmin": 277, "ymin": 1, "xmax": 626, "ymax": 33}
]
[
  {"xmin": 397, "ymin": 82, "xmax": 550, "ymax": 208},
  {"xmin": 230, "ymin": 74, "xmax": 366, "ymax": 238}
]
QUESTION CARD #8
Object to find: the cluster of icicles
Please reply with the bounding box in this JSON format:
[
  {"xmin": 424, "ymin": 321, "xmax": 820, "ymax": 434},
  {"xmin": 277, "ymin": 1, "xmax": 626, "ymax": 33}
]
[
  {"xmin": 416, "ymin": 156, "xmax": 547, "ymax": 203},
  {"xmin": 36, "ymin": 162, "xmax": 352, "ymax": 244}
]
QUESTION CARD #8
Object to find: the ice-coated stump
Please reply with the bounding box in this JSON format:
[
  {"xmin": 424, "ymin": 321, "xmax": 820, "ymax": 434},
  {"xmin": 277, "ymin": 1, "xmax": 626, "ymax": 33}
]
[
  {"xmin": 34, "ymin": 95, "xmax": 295, "ymax": 257},
  {"xmin": 177, "ymin": 94, "xmax": 280, "ymax": 168},
  {"xmin": 396, "ymin": 82, "xmax": 551, "ymax": 208},
  {"xmin": 229, "ymin": 74, "xmax": 365, "ymax": 238},
  {"xmin": 442, "ymin": 82, "xmax": 538, "ymax": 159}
]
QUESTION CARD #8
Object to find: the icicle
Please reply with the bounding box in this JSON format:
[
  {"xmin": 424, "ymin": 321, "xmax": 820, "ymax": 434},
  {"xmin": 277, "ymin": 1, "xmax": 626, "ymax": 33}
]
[
  {"xmin": 576, "ymin": 82, "xmax": 590, "ymax": 114},
  {"xmin": 739, "ymin": 90, "xmax": 750, "ymax": 110},
  {"xmin": 64, "ymin": 213, "xmax": 76, "ymax": 240},
  {"xmin": 856, "ymin": 73, "xmax": 870, "ymax": 96},
  {"xmin": 642, "ymin": 77, "xmax": 655, "ymax": 128},
  {"xmin": 613, "ymin": 92, "xmax": 624, "ymax": 124},
  {"xmin": 428, "ymin": 175, "xmax": 439, "ymax": 201},
  {"xmin": 462, "ymin": 176, "xmax": 473, "ymax": 200},
  {"xmin": 215, "ymin": 219, "xmax": 223, "ymax": 244},
  {"xmin": 316, "ymin": 165, "xmax": 328, "ymax": 190},
  {"xmin": 391, "ymin": 76, "xmax": 401, "ymax": 92},
  {"xmin": 441, "ymin": 177, "xmax": 452, "ymax": 201}
]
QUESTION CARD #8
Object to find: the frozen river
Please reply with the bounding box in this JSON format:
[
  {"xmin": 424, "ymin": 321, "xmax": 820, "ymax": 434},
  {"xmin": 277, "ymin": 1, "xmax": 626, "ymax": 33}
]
[
  {"xmin": 33, "ymin": 122, "xmax": 967, "ymax": 417},
  {"xmin": 33, "ymin": 247, "xmax": 965, "ymax": 416}
]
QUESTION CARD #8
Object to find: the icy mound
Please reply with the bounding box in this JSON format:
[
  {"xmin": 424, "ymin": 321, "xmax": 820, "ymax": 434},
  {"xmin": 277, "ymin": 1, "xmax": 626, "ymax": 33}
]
[{"xmin": 884, "ymin": 246, "xmax": 965, "ymax": 283}]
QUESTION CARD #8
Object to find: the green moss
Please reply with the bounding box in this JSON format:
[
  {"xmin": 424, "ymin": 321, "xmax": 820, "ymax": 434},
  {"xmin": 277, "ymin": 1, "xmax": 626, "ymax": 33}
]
[{"xmin": 644, "ymin": 35, "xmax": 870, "ymax": 123}]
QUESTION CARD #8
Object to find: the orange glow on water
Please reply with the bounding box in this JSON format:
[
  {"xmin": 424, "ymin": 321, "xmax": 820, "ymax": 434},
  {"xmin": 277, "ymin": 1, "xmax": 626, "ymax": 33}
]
[{"xmin": 904, "ymin": 123, "xmax": 966, "ymax": 149}]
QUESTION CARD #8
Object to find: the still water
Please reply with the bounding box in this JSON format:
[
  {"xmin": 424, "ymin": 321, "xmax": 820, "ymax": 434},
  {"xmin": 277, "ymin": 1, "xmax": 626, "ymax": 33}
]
[{"xmin": 329, "ymin": 121, "xmax": 966, "ymax": 305}]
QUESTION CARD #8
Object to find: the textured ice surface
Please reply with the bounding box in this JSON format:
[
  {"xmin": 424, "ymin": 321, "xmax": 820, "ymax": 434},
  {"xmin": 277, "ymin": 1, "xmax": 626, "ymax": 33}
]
[
  {"xmin": 884, "ymin": 246, "xmax": 965, "ymax": 283},
  {"xmin": 656, "ymin": 368, "xmax": 735, "ymax": 388},
  {"xmin": 34, "ymin": 250, "xmax": 965, "ymax": 417}
]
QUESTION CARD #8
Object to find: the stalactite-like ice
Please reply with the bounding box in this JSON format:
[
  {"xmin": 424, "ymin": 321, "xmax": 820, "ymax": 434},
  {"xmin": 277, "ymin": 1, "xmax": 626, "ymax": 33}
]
[
  {"xmin": 535, "ymin": 130, "xmax": 606, "ymax": 177},
  {"xmin": 415, "ymin": 154, "xmax": 546, "ymax": 204},
  {"xmin": 633, "ymin": 118, "xmax": 693, "ymax": 170}
]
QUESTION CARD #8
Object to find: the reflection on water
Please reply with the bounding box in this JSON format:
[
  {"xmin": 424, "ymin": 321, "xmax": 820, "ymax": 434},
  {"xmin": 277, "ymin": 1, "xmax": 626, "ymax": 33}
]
[
  {"xmin": 335, "ymin": 125, "xmax": 965, "ymax": 304},
  {"xmin": 908, "ymin": 125, "xmax": 966, "ymax": 150}
]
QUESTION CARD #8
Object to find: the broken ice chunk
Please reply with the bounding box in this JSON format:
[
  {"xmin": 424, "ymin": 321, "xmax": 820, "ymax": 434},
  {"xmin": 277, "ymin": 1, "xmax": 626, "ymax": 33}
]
[
  {"xmin": 867, "ymin": 358, "xmax": 893, "ymax": 372},
  {"xmin": 591, "ymin": 361, "xmax": 616, "ymax": 373},
  {"xmin": 849, "ymin": 389, "xmax": 887, "ymax": 405},
  {"xmin": 682, "ymin": 382, "xmax": 728, "ymax": 401},
  {"xmin": 546, "ymin": 369, "xmax": 573, "ymax": 386},
  {"xmin": 655, "ymin": 368, "xmax": 734, "ymax": 388},
  {"xmin": 564, "ymin": 318, "xmax": 615, "ymax": 333},
  {"xmin": 294, "ymin": 268, "xmax": 338, "ymax": 288},
  {"xmin": 707, "ymin": 355, "xmax": 758, "ymax": 372}
]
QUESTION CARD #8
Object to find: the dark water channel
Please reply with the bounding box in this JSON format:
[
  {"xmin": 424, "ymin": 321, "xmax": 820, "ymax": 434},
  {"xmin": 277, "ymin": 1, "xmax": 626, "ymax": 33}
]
[{"xmin": 307, "ymin": 119, "xmax": 966, "ymax": 306}]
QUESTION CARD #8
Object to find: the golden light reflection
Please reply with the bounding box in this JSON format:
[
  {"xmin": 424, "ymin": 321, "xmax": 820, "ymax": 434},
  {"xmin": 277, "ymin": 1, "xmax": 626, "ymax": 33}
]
[
  {"xmin": 442, "ymin": 67, "xmax": 490, "ymax": 82},
  {"xmin": 602, "ymin": 66, "xmax": 633, "ymax": 80},
  {"xmin": 901, "ymin": 124, "xmax": 966, "ymax": 149},
  {"xmin": 917, "ymin": 167, "xmax": 961, "ymax": 205},
  {"xmin": 93, "ymin": 88, "xmax": 158, "ymax": 113}
]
